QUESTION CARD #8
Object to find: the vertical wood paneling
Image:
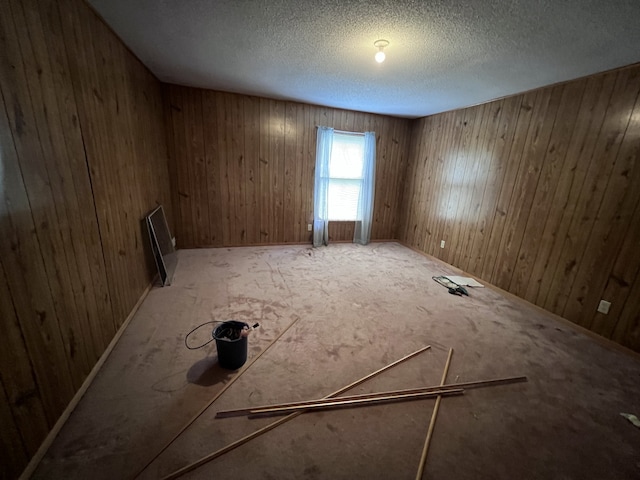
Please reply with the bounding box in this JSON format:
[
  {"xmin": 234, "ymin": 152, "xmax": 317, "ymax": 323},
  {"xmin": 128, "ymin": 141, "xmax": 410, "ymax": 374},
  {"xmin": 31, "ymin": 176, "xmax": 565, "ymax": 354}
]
[
  {"xmin": 0, "ymin": 261, "xmax": 50, "ymax": 456},
  {"xmin": 0, "ymin": 381, "xmax": 28, "ymax": 480},
  {"xmin": 399, "ymin": 64, "xmax": 640, "ymax": 352},
  {"xmin": 166, "ymin": 87, "xmax": 412, "ymax": 246},
  {"xmin": 0, "ymin": 5, "xmax": 76, "ymax": 418},
  {"xmin": 0, "ymin": 0, "xmax": 172, "ymax": 476},
  {"xmin": 512, "ymin": 81, "xmax": 586, "ymax": 300}
]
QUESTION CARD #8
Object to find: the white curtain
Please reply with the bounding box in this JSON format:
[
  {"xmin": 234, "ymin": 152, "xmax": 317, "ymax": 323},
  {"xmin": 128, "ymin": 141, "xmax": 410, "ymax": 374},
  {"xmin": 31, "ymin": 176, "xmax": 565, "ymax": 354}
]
[
  {"xmin": 313, "ymin": 126, "xmax": 334, "ymax": 247},
  {"xmin": 353, "ymin": 131, "xmax": 376, "ymax": 245}
]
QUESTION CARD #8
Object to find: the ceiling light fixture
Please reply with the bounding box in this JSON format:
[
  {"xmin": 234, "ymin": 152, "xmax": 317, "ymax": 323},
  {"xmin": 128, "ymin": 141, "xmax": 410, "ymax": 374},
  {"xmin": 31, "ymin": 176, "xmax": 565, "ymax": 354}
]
[{"xmin": 374, "ymin": 39, "xmax": 389, "ymax": 63}]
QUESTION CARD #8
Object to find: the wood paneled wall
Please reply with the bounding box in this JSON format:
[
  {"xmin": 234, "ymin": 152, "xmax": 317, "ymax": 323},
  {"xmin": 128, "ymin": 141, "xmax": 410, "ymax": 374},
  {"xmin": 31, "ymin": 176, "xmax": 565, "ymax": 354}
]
[
  {"xmin": 0, "ymin": 0, "xmax": 172, "ymax": 476},
  {"xmin": 399, "ymin": 65, "xmax": 640, "ymax": 352},
  {"xmin": 164, "ymin": 86, "xmax": 412, "ymax": 247}
]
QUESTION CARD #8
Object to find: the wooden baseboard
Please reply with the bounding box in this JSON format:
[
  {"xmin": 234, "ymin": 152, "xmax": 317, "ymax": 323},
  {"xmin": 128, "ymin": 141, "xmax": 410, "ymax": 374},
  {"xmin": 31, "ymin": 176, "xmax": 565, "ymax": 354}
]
[
  {"xmin": 397, "ymin": 241, "xmax": 640, "ymax": 361},
  {"xmin": 178, "ymin": 239, "xmax": 398, "ymax": 249},
  {"xmin": 180, "ymin": 241, "xmax": 313, "ymax": 249},
  {"xmin": 19, "ymin": 281, "xmax": 154, "ymax": 480}
]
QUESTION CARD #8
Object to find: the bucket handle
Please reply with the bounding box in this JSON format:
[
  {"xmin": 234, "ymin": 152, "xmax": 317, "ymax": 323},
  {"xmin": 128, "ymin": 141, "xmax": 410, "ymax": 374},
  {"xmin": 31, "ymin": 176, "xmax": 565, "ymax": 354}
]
[{"xmin": 184, "ymin": 320, "xmax": 224, "ymax": 350}]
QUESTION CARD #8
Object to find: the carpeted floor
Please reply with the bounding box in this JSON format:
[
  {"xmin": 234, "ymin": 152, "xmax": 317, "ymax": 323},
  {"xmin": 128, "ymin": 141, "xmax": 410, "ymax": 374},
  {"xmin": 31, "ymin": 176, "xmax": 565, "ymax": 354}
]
[{"xmin": 34, "ymin": 243, "xmax": 640, "ymax": 479}]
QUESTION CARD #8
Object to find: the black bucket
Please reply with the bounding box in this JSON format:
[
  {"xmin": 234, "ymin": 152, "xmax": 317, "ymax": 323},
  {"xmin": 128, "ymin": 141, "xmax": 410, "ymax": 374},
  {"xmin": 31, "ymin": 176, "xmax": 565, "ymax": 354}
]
[{"xmin": 213, "ymin": 321, "xmax": 248, "ymax": 370}]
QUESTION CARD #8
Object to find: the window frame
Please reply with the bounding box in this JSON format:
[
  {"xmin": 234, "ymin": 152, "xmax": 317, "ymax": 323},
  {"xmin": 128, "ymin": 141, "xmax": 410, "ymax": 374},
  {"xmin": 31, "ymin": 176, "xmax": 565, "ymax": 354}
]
[{"xmin": 326, "ymin": 131, "xmax": 366, "ymax": 222}]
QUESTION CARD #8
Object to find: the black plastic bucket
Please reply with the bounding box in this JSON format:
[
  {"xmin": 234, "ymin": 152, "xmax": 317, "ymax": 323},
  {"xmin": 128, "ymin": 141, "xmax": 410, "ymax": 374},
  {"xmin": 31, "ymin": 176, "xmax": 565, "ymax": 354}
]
[{"xmin": 212, "ymin": 321, "xmax": 248, "ymax": 370}]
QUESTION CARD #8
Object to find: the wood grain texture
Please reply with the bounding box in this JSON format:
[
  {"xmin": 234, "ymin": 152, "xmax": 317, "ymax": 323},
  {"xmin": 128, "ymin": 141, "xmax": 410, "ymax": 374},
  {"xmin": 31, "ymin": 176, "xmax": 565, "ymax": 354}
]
[
  {"xmin": 164, "ymin": 86, "xmax": 412, "ymax": 246},
  {"xmin": 399, "ymin": 64, "xmax": 640, "ymax": 352},
  {"xmin": 0, "ymin": 0, "xmax": 172, "ymax": 476}
]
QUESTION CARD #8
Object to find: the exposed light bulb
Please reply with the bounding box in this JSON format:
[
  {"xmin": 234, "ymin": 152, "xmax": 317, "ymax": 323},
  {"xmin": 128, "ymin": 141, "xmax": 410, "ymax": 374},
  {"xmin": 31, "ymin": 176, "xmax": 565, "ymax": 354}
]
[{"xmin": 373, "ymin": 39, "xmax": 389, "ymax": 64}]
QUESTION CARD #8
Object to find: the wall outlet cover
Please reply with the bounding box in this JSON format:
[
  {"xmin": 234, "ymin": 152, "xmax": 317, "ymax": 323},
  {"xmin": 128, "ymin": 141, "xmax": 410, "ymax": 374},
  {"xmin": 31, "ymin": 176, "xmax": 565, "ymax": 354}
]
[
  {"xmin": 440, "ymin": 240, "xmax": 445, "ymax": 248},
  {"xmin": 307, "ymin": 223, "xmax": 312, "ymax": 231}
]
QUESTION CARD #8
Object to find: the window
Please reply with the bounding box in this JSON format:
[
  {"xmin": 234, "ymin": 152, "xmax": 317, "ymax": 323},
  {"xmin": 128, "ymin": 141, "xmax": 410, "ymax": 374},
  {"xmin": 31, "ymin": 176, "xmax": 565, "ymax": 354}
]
[
  {"xmin": 313, "ymin": 126, "xmax": 376, "ymax": 247},
  {"xmin": 327, "ymin": 132, "xmax": 365, "ymax": 221}
]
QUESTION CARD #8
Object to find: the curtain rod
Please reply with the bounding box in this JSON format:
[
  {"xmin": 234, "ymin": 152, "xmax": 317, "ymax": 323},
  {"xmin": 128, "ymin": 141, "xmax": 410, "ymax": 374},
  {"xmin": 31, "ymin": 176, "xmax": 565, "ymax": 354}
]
[{"xmin": 315, "ymin": 126, "xmax": 365, "ymax": 136}]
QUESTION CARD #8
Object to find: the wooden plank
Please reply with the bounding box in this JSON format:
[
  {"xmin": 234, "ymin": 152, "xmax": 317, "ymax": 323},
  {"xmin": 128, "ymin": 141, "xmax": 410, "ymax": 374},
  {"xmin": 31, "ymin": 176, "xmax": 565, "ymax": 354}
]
[
  {"xmin": 169, "ymin": 86, "xmax": 194, "ymax": 247},
  {"xmin": 593, "ymin": 199, "xmax": 640, "ymax": 338},
  {"xmin": 244, "ymin": 95, "xmax": 260, "ymax": 244},
  {"xmin": 411, "ymin": 116, "xmax": 438, "ymax": 253},
  {"xmin": 415, "ymin": 348, "xmax": 453, "ymax": 480},
  {"xmin": 562, "ymin": 75, "xmax": 640, "ymax": 328},
  {"xmin": 163, "ymin": 85, "xmax": 180, "ymax": 244},
  {"xmin": 217, "ymin": 375, "xmax": 526, "ymax": 418},
  {"xmin": 302, "ymin": 104, "xmax": 314, "ymax": 243},
  {"xmin": 34, "ymin": 0, "xmax": 114, "ymax": 358},
  {"xmin": 459, "ymin": 100, "xmax": 505, "ymax": 272},
  {"xmin": 428, "ymin": 109, "xmax": 465, "ymax": 257},
  {"xmin": 543, "ymin": 68, "xmax": 638, "ymax": 316},
  {"xmin": 510, "ymin": 81, "xmax": 586, "ymax": 298},
  {"xmin": 388, "ymin": 118, "xmax": 413, "ymax": 239},
  {"xmin": 181, "ymin": 88, "xmax": 203, "ymax": 246},
  {"xmin": 0, "ymin": 83, "xmax": 75, "ymax": 421},
  {"xmin": 271, "ymin": 99, "xmax": 285, "ymax": 242},
  {"xmin": 64, "ymin": 0, "xmax": 131, "ymax": 321},
  {"xmin": 250, "ymin": 388, "xmax": 463, "ymax": 416},
  {"xmin": 231, "ymin": 93, "xmax": 246, "ymax": 244},
  {"xmin": 451, "ymin": 105, "xmax": 490, "ymax": 267},
  {"xmin": 218, "ymin": 92, "xmax": 234, "ymax": 245},
  {"xmin": 161, "ymin": 346, "xmax": 432, "ymax": 480},
  {"xmin": 611, "ymin": 267, "xmax": 640, "ymax": 350},
  {"xmin": 466, "ymin": 96, "xmax": 522, "ymax": 275},
  {"xmin": 283, "ymin": 102, "xmax": 296, "ymax": 242},
  {"xmin": 0, "ymin": 259, "xmax": 50, "ymax": 456},
  {"xmin": 86, "ymin": 5, "xmax": 140, "ymax": 321},
  {"xmin": 372, "ymin": 114, "xmax": 390, "ymax": 239},
  {"xmin": 528, "ymin": 73, "xmax": 617, "ymax": 307},
  {"xmin": 57, "ymin": 0, "xmax": 121, "ymax": 331},
  {"xmin": 401, "ymin": 119, "xmax": 427, "ymax": 246},
  {"xmin": 0, "ymin": 0, "xmax": 77, "ymax": 416},
  {"xmin": 591, "ymin": 91, "xmax": 640, "ymax": 340},
  {"xmin": 22, "ymin": 0, "xmax": 106, "ymax": 364},
  {"xmin": 447, "ymin": 105, "xmax": 487, "ymax": 266},
  {"xmin": 4, "ymin": 0, "xmax": 91, "ymax": 387},
  {"xmin": 374, "ymin": 116, "xmax": 393, "ymax": 239},
  {"xmin": 293, "ymin": 102, "xmax": 306, "ymax": 241},
  {"xmin": 492, "ymin": 85, "xmax": 562, "ymax": 290},
  {"xmin": 391, "ymin": 119, "xmax": 412, "ymax": 239},
  {"xmin": 0, "ymin": 380, "xmax": 28, "ymax": 479},
  {"xmin": 191, "ymin": 88, "xmax": 211, "ymax": 245},
  {"xmin": 328, "ymin": 221, "xmax": 356, "ymax": 242},
  {"xmin": 479, "ymin": 91, "xmax": 537, "ymax": 282},
  {"xmin": 201, "ymin": 89, "xmax": 223, "ymax": 246},
  {"xmin": 259, "ymin": 97, "xmax": 272, "ymax": 242}
]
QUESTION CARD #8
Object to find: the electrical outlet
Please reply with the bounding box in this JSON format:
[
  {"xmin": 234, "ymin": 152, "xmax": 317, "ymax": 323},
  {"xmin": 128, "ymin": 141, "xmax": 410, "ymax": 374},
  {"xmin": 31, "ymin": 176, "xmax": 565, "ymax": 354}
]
[
  {"xmin": 171, "ymin": 237, "xmax": 176, "ymax": 247},
  {"xmin": 307, "ymin": 223, "xmax": 312, "ymax": 232},
  {"xmin": 440, "ymin": 240, "xmax": 445, "ymax": 249},
  {"xmin": 597, "ymin": 300, "xmax": 611, "ymax": 314}
]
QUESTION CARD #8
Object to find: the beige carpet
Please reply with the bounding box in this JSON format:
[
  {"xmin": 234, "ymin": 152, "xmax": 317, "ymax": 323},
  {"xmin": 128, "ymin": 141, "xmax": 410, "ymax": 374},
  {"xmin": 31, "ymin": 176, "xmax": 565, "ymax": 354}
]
[{"xmin": 34, "ymin": 243, "xmax": 640, "ymax": 479}]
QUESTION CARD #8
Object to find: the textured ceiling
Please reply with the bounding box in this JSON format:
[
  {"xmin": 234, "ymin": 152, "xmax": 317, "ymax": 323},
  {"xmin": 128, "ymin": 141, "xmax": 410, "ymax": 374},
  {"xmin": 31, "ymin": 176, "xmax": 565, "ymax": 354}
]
[{"xmin": 87, "ymin": 0, "xmax": 640, "ymax": 118}]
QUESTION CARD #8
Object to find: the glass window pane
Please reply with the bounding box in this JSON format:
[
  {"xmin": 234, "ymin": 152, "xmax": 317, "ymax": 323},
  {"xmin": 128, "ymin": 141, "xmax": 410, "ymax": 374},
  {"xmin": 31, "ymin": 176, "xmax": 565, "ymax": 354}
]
[
  {"xmin": 328, "ymin": 178, "xmax": 361, "ymax": 220},
  {"xmin": 329, "ymin": 134, "xmax": 364, "ymax": 179}
]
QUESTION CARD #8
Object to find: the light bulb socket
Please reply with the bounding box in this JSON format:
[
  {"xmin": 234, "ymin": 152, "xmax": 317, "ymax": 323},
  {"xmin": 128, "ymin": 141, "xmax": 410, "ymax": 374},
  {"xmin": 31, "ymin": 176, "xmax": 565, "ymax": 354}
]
[{"xmin": 373, "ymin": 39, "xmax": 389, "ymax": 63}]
